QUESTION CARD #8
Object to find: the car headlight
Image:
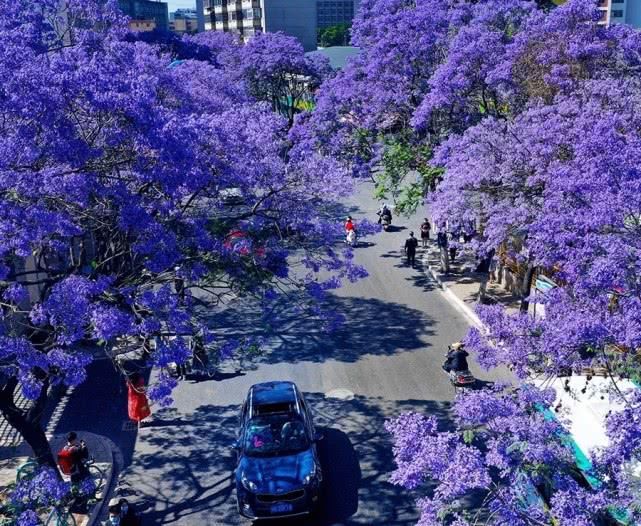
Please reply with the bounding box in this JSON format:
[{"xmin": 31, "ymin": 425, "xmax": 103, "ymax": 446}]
[
  {"xmin": 303, "ymin": 465, "xmax": 320, "ymax": 486},
  {"xmin": 241, "ymin": 474, "xmax": 258, "ymax": 492}
]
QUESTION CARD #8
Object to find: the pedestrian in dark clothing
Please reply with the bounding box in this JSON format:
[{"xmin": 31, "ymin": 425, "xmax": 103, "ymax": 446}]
[
  {"xmin": 443, "ymin": 342, "xmax": 470, "ymax": 372},
  {"xmin": 404, "ymin": 231, "xmax": 419, "ymax": 266},
  {"xmin": 119, "ymin": 498, "xmax": 142, "ymax": 526},
  {"xmin": 437, "ymin": 231, "xmax": 448, "ymax": 248},
  {"xmin": 420, "ymin": 219, "xmax": 431, "ymax": 247},
  {"xmin": 448, "ymin": 230, "xmax": 458, "ymax": 262}
]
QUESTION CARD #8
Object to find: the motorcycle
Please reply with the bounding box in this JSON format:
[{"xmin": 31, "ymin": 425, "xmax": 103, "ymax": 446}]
[
  {"xmin": 446, "ymin": 369, "xmax": 476, "ymax": 387},
  {"xmin": 377, "ymin": 209, "xmax": 392, "ymax": 231},
  {"xmin": 442, "ymin": 349, "xmax": 476, "ymax": 388},
  {"xmin": 381, "ymin": 214, "xmax": 392, "ymax": 231}
]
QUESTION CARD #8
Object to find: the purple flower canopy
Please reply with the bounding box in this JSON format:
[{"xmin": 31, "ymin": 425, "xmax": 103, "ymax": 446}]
[
  {"xmin": 0, "ymin": 0, "xmax": 365, "ymax": 412},
  {"xmin": 303, "ymin": 0, "xmax": 641, "ymax": 522}
]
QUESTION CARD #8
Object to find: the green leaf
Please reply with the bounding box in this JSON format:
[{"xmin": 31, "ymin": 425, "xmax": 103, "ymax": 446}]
[{"xmin": 463, "ymin": 429, "xmax": 475, "ymax": 444}]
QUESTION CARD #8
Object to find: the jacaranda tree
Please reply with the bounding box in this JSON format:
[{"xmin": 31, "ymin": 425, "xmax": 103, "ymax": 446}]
[
  {"xmin": 302, "ymin": 0, "xmax": 641, "ymax": 523},
  {"xmin": 0, "ymin": 0, "xmax": 363, "ymax": 475}
]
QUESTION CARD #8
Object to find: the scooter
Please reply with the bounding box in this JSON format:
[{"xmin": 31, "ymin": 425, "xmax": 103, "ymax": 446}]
[
  {"xmin": 381, "ymin": 215, "xmax": 392, "ymax": 231},
  {"xmin": 447, "ymin": 369, "xmax": 476, "ymax": 387},
  {"xmin": 442, "ymin": 351, "xmax": 476, "ymax": 388}
]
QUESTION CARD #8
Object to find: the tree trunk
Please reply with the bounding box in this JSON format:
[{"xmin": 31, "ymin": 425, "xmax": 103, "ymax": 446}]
[
  {"xmin": 0, "ymin": 377, "xmax": 57, "ymax": 468},
  {"xmin": 478, "ymin": 274, "xmax": 488, "ymax": 304},
  {"xmin": 440, "ymin": 246, "xmax": 450, "ymax": 273},
  {"xmin": 520, "ymin": 262, "xmax": 537, "ymax": 313}
]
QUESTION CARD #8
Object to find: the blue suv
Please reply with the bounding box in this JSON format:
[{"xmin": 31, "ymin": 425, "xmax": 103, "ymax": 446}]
[{"xmin": 234, "ymin": 381, "xmax": 323, "ymax": 520}]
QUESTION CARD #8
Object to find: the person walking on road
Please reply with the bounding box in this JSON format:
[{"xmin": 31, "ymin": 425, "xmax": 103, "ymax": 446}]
[
  {"xmin": 420, "ymin": 218, "xmax": 431, "ymax": 247},
  {"xmin": 404, "ymin": 231, "xmax": 419, "ymax": 267},
  {"xmin": 127, "ymin": 372, "xmax": 151, "ymax": 428}
]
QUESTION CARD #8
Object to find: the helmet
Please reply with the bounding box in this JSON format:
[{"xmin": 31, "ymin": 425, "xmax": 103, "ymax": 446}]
[{"xmin": 450, "ymin": 341, "xmax": 464, "ymax": 350}]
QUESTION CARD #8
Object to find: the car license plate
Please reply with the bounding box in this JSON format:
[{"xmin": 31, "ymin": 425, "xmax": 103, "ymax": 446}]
[{"xmin": 271, "ymin": 502, "xmax": 293, "ymax": 514}]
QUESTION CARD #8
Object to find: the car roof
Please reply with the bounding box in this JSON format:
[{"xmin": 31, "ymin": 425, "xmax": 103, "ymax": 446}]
[{"xmin": 249, "ymin": 381, "xmax": 298, "ymax": 407}]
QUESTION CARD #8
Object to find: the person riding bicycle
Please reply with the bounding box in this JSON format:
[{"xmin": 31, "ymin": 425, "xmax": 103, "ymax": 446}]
[{"xmin": 443, "ymin": 342, "xmax": 470, "ymax": 373}]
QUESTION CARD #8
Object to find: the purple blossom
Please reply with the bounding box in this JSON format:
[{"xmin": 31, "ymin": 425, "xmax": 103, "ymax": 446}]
[
  {"xmin": 3, "ymin": 283, "xmax": 28, "ymax": 304},
  {"xmin": 147, "ymin": 373, "xmax": 178, "ymax": 407}
]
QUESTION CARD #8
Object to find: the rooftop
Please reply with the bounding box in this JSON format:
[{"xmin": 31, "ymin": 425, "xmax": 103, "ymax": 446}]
[{"xmin": 308, "ymin": 46, "xmax": 360, "ymax": 70}]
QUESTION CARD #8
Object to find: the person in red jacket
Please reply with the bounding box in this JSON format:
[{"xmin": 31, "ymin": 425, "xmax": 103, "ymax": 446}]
[
  {"xmin": 344, "ymin": 216, "xmax": 357, "ymax": 246},
  {"xmin": 344, "ymin": 216, "xmax": 355, "ymax": 233}
]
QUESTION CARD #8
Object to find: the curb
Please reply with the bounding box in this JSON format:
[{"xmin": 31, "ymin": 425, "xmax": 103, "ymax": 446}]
[
  {"xmin": 86, "ymin": 438, "xmax": 116, "ymax": 526},
  {"xmin": 422, "ymin": 252, "xmax": 485, "ymax": 330}
]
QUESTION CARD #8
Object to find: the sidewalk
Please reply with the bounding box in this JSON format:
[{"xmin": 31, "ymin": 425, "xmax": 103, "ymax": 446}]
[
  {"xmin": 421, "ymin": 241, "xmax": 521, "ymax": 327},
  {"xmin": 0, "ymin": 431, "xmax": 118, "ymax": 526}
]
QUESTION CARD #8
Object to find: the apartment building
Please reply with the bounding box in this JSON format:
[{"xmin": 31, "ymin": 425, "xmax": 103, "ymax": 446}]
[
  {"xmin": 118, "ymin": 0, "xmax": 169, "ymax": 31},
  {"xmin": 129, "ymin": 18, "xmax": 157, "ymax": 31},
  {"xmin": 170, "ymin": 8, "xmax": 200, "ymax": 33},
  {"xmin": 596, "ymin": 0, "xmax": 641, "ymax": 26},
  {"xmin": 317, "ymin": 0, "xmax": 361, "ymax": 30},
  {"xmin": 203, "ymin": 0, "xmax": 317, "ymax": 51}
]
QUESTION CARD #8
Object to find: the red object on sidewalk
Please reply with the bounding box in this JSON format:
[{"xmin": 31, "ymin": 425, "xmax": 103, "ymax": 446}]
[
  {"xmin": 57, "ymin": 447, "xmax": 74, "ymax": 475},
  {"xmin": 127, "ymin": 377, "xmax": 151, "ymax": 422}
]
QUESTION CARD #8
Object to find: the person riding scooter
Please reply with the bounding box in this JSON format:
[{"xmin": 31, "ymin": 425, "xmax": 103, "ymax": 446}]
[
  {"xmin": 377, "ymin": 204, "xmax": 392, "ymax": 230},
  {"xmin": 443, "ymin": 342, "xmax": 470, "ymax": 373},
  {"xmin": 443, "ymin": 342, "xmax": 475, "ymax": 387}
]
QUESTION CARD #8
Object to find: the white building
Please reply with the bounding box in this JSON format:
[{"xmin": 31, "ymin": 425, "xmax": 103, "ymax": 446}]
[{"xmin": 202, "ymin": 0, "xmax": 317, "ymax": 51}]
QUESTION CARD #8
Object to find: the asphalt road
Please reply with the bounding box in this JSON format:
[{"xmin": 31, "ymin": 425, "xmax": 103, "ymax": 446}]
[{"xmin": 121, "ymin": 182, "xmax": 504, "ymax": 525}]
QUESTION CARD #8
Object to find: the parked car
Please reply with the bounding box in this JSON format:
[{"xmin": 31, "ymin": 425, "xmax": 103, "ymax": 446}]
[{"xmin": 234, "ymin": 381, "xmax": 323, "ymax": 520}]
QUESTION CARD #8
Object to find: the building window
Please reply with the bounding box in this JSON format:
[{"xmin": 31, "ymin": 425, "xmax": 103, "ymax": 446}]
[{"xmin": 611, "ymin": 9, "xmax": 624, "ymax": 17}]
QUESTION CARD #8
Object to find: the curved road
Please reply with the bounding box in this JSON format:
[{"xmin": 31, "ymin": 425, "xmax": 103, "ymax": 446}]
[{"xmin": 123, "ymin": 183, "xmax": 503, "ymax": 525}]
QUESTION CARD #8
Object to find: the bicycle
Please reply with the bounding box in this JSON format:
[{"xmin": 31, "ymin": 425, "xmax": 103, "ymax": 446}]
[
  {"xmin": 16, "ymin": 459, "xmax": 38, "ymax": 482},
  {"xmin": 78, "ymin": 458, "xmax": 106, "ymax": 500},
  {"xmin": 44, "ymin": 506, "xmax": 77, "ymax": 526},
  {"xmin": 191, "ymin": 346, "xmax": 219, "ymax": 378},
  {"xmin": 17, "ymin": 457, "xmax": 105, "ymax": 500}
]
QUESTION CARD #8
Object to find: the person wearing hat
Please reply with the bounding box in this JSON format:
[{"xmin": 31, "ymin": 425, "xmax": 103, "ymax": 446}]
[
  {"xmin": 104, "ymin": 499, "xmax": 121, "ymax": 525},
  {"xmin": 404, "ymin": 231, "xmax": 419, "ymax": 267}
]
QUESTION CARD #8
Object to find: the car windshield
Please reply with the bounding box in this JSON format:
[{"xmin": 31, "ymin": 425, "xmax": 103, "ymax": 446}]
[{"xmin": 243, "ymin": 415, "xmax": 310, "ymax": 457}]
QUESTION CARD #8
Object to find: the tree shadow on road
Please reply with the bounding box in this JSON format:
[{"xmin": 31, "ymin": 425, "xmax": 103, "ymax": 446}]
[
  {"xmin": 121, "ymin": 394, "xmax": 454, "ymax": 526},
  {"xmin": 207, "ymin": 293, "xmax": 436, "ymax": 366}
]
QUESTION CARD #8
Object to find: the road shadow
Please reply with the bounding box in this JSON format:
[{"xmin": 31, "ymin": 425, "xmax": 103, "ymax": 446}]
[
  {"xmin": 403, "ymin": 259, "xmax": 437, "ymax": 293},
  {"xmin": 206, "ymin": 293, "xmax": 436, "ymax": 366},
  {"xmin": 354, "ymin": 241, "xmax": 376, "ymax": 248},
  {"xmin": 120, "ymin": 393, "xmax": 454, "ymax": 525},
  {"xmin": 384, "ymin": 225, "xmax": 406, "ymax": 233},
  {"xmin": 186, "ymin": 370, "xmax": 246, "ymax": 384}
]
